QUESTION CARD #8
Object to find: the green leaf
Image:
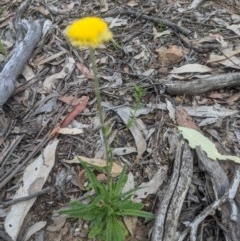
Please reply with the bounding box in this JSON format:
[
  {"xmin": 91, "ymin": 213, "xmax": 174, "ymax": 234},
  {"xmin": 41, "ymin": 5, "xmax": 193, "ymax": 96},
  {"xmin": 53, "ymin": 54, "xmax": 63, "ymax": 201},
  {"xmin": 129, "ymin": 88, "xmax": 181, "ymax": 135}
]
[
  {"xmin": 118, "ymin": 200, "xmax": 143, "ymax": 210},
  {"xmin": 178, "ymin": 126, "xmax": 240, "ymax": 164},
  {"xmin": 119, "ymin": 209, "xmax": 155, "ymax": 219},
  {"xmin": 88, "ymin": 218, "xmax": 105, "ymax": 238},
  {"xmin": 114, "ymin": 165, "xmax": 128, "ymax": 197},
  {"xmin": 0, "ymin": 39, "xmax": 7, "ymax": 56},
  {"xmin": 59, "ymin": 200, "xmax": 106, "ymax": 220},
  {"xmin": 113, "ymin": 218, "xmax": 128, "ymax": 241},
  {"xmin": 58, "ymin": 156, "xmax": 155, "ymax": 241},
  {"xmin": 119, "ymin": 186, "xmax": 142, "ymax": 200},
  {"xmin": 106, "ymin": 216, "xmax": 128, "ymax": 241},
  {"xmin": 80, "ymin": 160, "xmax": 107, "ymax": 195}
]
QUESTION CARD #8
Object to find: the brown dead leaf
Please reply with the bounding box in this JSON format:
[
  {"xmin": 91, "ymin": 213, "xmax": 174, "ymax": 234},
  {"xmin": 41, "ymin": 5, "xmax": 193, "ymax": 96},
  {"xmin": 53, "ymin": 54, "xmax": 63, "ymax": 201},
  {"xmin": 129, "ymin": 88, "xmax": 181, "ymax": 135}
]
[
  {"xmin": 78, "ymin": 169, "xmax": 86, "ymax": 190},
  {"xmin": 208, "ymin": 92, "xmax": 224, "ymax": 99},
  {"xmin": 0, "ymin": 137, "xmax": 4, "ymax": 145},
  {"xmin": 226, "ymin": 92, "xmax": 240, "ymax": 106},
  {"xmin": 176, "ymin": 106, "xmax": 200, "ymax": 131},
  {"xmin": 60, "ymin": 96, "xmax": 89, "ymax": 127},
  {"xmin": 123, "ymin": 216, "xmax": 137, "ymax": 236},
  {"xmin": 65, "ymin": 156, "xmax": 123, "ymax": 177},
  {"xmin": 58, "ymin": 95, "xmax": 87, "ymax": 106},
  {"xmin": 46, "ymin": 215, "xmax": 67, "ymax": 232},
  {"xmin": 76, "ymin": 62, "xmax": 93, "ymax": 79},
  {"xmin": 97, "ymin": 173, "xmax": 107, "ymax": 182},
  {"xmin": 156, "ymin": 45, "xmax": 183, "ymax": 66},
  {"xmin": 50, "ymin": 96, "xmax": 89, "ymax": 138}
]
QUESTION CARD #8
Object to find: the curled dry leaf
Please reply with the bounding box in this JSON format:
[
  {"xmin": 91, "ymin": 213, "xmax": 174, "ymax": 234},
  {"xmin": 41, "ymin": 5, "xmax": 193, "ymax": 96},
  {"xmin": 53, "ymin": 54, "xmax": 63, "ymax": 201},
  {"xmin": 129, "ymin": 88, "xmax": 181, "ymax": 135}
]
[
  {"xmin": 50, "ymin": 96, "xmax": 89, "ymax": 138},
  {"xmin": 58, "ymin": 95, "xmax": 87, "ymax": 106},
  {"xmin": 46, "ymin": 215, "xmax": 67, "ymax": 232},
  {"xmin": 65, "ymin": 156, "xmax": 123, "ymax": 177},
  {"xmin": 78, "ymin": 169, "xmax": 87, "ymax": 190},
  {"xmin": 176, "ymin": 105, "xmax": 200, "ymax": 131},
  {"xmin": 23, "ymin": 221, "xmax": 47, "ymax": 241},
  {"xmin": 156, "ymin": 45, "xmax": 183, "ymax": 66},
  {"xmin": 134, "ymin": 166, "xmax": 168, "ymax": 202},
  {"xmin": 127, "ymin": 0, "xmax": 138, "ymax": 6},
  {"xmin": 123, "ymin": 216, "xmax": 138, "ymax": 236},
  {"xmin": 76, "ymin": 62, "xmax": 93, "ymax": 79},
  {"xmin": 61, "ymin": 96, "xmax": 89, "ymax": 127}
]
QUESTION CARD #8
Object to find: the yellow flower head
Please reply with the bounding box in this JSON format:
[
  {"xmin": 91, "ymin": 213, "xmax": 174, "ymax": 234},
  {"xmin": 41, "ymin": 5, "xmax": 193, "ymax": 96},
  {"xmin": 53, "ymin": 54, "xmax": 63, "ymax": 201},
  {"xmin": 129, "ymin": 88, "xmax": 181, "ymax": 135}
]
[{"xmin": 65, "ymin": 17, "xmax": 113, "ymax": 49}]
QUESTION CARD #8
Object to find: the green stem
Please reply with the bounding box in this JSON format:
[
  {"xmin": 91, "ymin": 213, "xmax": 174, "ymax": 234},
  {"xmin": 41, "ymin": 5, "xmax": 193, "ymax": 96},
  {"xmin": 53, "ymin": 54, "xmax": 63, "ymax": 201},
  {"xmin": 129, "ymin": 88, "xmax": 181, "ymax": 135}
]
[{"xmin": 89, "ymin": 48, "xmax": 113, "ymax": 196}]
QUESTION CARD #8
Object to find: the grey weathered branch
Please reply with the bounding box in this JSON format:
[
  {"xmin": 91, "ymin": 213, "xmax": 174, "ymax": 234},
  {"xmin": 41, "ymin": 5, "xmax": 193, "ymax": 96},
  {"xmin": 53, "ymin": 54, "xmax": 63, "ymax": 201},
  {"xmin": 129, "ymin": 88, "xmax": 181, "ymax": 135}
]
[
  {"xmin": 0, "ymin": 20, "xmax": 42, "ymax": 107},
  {"xmin": 163, "ymin": 72, "xmax": 240, "ymax": 95}
]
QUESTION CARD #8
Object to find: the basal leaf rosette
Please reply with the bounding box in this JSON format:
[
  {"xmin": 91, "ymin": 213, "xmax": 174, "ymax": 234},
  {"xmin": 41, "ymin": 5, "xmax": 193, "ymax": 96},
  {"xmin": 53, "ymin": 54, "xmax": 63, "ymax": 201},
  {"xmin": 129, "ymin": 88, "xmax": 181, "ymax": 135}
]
[{"xmin": 65, "ymin": 17, "xmax": 113, "ymax": 49}]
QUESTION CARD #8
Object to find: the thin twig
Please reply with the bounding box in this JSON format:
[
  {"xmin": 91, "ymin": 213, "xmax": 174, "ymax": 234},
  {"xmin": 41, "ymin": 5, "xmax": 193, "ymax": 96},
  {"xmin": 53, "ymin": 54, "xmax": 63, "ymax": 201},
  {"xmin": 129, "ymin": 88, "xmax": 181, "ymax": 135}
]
[
  {"xmin": 0, "ymin": 187, "xmax": 51, "ymax": 208},
  {"xmin": 104, "ymin": 8, "xmax": 192, "ymax": 36},
  {"xmin": 0, "ymin": 135, "xmax": 50, "ymax": 189}
]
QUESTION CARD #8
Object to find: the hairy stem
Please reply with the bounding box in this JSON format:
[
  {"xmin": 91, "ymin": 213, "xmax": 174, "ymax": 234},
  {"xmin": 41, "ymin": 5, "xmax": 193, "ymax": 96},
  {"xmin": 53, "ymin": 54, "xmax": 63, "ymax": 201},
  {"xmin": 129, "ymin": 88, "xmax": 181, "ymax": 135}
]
[{"xmin": 89, "ymin": 48, "xmax": 113, "ymax": 196}]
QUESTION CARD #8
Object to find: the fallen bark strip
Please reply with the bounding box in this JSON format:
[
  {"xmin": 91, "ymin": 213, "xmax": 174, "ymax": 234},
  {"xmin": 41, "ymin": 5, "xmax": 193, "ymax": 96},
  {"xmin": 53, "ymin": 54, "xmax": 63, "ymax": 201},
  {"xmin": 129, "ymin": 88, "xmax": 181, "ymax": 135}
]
[
  {"xmin": 163, "ymin": 72, "xmax": 240, "ymax": 95},
  {"xmin": 151, "ymin": 138, "xmax": 193, "ymax": 241},
  {"xmin": 0, "ymin": 20, "xmax": 42, "ymax": 107}
]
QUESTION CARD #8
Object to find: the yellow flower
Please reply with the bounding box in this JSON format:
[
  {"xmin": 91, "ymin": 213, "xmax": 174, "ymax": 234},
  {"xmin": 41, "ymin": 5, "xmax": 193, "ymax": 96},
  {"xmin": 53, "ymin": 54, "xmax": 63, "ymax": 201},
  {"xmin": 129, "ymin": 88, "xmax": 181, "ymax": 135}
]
[{"xmin": 65, "ymin": 17, "xmax": 113, "ymax": 49}]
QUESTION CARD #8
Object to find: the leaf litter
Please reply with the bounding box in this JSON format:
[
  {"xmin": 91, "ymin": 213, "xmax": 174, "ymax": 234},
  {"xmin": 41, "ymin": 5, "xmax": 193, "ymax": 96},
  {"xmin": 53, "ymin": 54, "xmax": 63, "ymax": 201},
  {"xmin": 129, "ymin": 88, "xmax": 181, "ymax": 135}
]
[{"xmin": 1, "ymin": 0, "xmax": 240, "ymax": 240}]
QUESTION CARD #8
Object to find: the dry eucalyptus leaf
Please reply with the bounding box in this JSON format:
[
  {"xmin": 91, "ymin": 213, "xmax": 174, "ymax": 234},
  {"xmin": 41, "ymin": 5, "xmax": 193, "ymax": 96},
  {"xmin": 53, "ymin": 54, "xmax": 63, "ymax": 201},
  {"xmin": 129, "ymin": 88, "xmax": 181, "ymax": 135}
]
[
  {"xmin": 127, "ymin": 0, "xmax": 138, "ymax": 6},
  {"xmin": 102, "ymin": 102, "xmax": 148, "ymax": 161},
  {"xmin": 152, "ymin": 27, "xmax": 171, "ymax": 39},
  {"xmin": 170, "ymin": 64, "xmax": 212, "ymax": 74},
  {"xmin": 134, "ymin": 166, "xmax": 168, "ymax": 202},
  {"xmin": 112, "ymin": 147, "xmax": 137, "ymax": 156},
  {"xmin": 178, "ymin": 126, "xmax": 240, "ymax": 164},
  {"xmin": 4, "ymin": 139, "xmax": 59, "ymax": 240},
  {"xmin": 57, "ymin": 127, "xmax": 84, "ymax": 135},
  {"xmin": 176, "ymin": 106, "xmax": 199, "ymax": 130},
  {"xmin": 23, "ymin": 221, "xmax": 47, "ymax": 241},
  {"xmin": 65, "ymin": 156, "xmax": 122, "ymax": 177},
  {"xmin": 123, "ymin": 216, "xmax": 138, "ymax": 236}
]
